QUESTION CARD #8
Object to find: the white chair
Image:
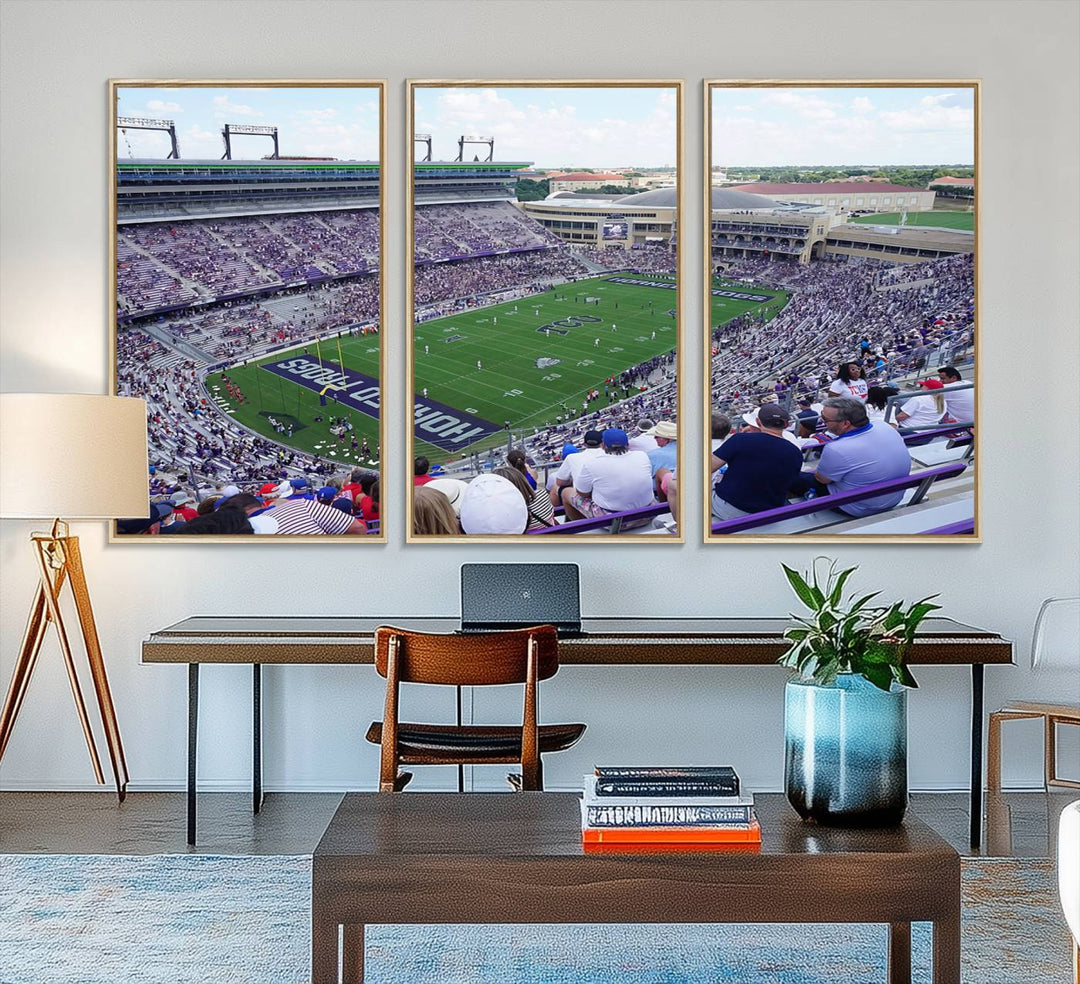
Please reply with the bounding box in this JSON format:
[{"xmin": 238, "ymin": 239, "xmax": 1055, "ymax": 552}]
[
  {"xmin": 988, "ymin": 597, "xmax": 1080, "ymax": 791},
  {"xmin": 1059, "ymin": 799, "xmax": 1080, "ymax": 983}
]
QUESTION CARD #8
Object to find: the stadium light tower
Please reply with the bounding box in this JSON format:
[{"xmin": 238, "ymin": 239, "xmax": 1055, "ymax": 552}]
[
  {"xmin": 455, "ymin": 136, "xmax": 494, "ymax": 162},
  {"xmin": 116, "ymin": 117, "xmax": 181, "ymax": 158},
  {"xmin": 221, "ymin": 123, "xmax": 279, "ymax": 160},
  {"xmin": 414, "ymin": 134, "xmax": 433, "ymax": 162}
]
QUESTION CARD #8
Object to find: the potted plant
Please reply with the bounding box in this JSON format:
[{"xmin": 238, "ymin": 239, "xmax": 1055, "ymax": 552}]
[{"xmin": 779, "ymin": 558, "xmax": 940, "ymax": 826}]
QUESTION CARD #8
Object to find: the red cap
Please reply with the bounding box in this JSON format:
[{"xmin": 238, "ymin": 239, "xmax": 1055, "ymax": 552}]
[
  {"xmin": 917, "ymin": 378, "xmax": 944, "ymax": 389},
  {"xmin": 259, "ymin": 482, "xmax": 279, "ymax": 495}
]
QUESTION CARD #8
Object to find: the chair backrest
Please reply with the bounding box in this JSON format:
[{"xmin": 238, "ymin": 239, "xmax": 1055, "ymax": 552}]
[
  {"xmin": 374, "ymin": 624, "xmax": 560, "ymax": 686},
  {"xmin": 1031, "ymin": 597, "xmax": 1080, "ymax": 672}
]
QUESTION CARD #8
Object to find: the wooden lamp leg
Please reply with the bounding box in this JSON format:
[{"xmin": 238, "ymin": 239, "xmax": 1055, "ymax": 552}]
[{"xmin": 0, "ymin": 530, "xmax": 128, "ymax": 801}]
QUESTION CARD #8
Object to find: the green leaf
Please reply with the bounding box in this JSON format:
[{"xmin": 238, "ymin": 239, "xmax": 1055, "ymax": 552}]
[
  {"xmin": 828, "ymin": 565, "xmax": 857, "ymax": 607},
  {"xmin": 782, "ymin": 564, "xmax": 819, "ymax": 610},
  {"xmin": 895, "ymin": 664, "xmax": 919, "ymax": 689},
  {"xmin": 863, "ymin": 663, "xmax": 894, "ymax": 692}
]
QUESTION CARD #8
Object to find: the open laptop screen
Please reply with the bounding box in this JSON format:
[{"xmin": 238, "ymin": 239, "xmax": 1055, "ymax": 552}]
[{"xmin": 460, "ymin": 563, "xmax": 581, "ymax": 633}]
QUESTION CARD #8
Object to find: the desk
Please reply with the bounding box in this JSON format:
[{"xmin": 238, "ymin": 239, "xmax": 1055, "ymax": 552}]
[
  {"xmin": 311, "ymin": 791, "xmax": 961, "ymax": 984},
  {"xmin": 141, "ymin": 616, "xmax": 1012, "ymax": 846}
]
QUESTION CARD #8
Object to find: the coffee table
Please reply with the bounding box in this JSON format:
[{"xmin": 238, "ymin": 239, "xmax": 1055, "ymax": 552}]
[{"xmin": 312, "ymin": 792, "xmax": 960, "ymax": 984}]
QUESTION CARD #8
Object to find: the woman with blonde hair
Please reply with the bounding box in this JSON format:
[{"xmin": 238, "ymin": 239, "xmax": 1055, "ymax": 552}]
[{"xmin": 413, "ymin": 485, "xmax": 460, "ymax": 535}]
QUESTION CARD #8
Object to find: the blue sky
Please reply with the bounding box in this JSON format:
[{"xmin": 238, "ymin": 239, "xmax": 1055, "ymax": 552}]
[
  {"xmin": 115, "ymin": 86, "xmax": 380, "ymax": 161},
  {"xmin": 414, "ymin": 87, "xmax": 677, "ymax": 168},
  {"xmin": 711, "ymin": 86, "xmax": 975, "ymax": 167}
]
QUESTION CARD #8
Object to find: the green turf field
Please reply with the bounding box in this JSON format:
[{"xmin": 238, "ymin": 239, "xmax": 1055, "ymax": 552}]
[
  {"xmin": 206, "ymin": 333, "xmax": 383, "ymax": 471},
  {"xmin": 206, "ymin": 272, "xmax": 788, "ymax": 466},
  {"xmin": 850, "ymin": 211, "xmax": 974, "ymax": 231}
]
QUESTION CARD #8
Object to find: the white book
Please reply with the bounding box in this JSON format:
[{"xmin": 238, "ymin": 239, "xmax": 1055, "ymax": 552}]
[{"xmin": 581, "ymin": 775, "xmax": 754, "ymax": 808}]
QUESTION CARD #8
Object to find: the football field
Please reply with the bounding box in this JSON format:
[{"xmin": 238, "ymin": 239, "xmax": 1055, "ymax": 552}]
[{"xmin": 205, "ymin": 272, "xmax": 788, "ymax": 468}]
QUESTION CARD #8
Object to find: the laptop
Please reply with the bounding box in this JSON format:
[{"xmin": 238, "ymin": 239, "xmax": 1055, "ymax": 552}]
[{"xmin": 459, "ymin": 563, "xmax": 582, "ymax": 637}]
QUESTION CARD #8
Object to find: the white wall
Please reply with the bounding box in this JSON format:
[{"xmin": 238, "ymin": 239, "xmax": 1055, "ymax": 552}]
[{"xmin": 1, "ymin": 0, "xmax": 1077, "ymax": 795}]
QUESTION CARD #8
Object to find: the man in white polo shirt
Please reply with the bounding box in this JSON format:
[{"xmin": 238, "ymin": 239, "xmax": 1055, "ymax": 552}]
[
  {"xmin": 565, "ymin": 428, "xmax": 654, "ymax": 520},
  {"xmin": 809, "ymin": 397, "xmax": 911, "ymax": 517}
]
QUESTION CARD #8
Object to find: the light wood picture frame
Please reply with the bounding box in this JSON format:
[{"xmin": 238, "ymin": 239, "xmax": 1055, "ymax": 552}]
[
  {"xmin": 108, "ymin": 79, "xmax": 387, "ymax": 542},
  {"xmin": 704, "ymin": 80, "xmax": 979, "ymax": 543},
  {"xmin": 406, "ymin": 80, "xmax": 684, "ymax": 543}
]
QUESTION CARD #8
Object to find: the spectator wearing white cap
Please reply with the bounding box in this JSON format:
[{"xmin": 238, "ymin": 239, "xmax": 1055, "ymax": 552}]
[
  {"xmin": 459, "ymin": 473, "xmax": 528, "ymax": 535},
  {"xmin": 566, "ymin": 428, "xmax": 654, "ymax": 521},
  {"xmin": 425, "ymin": 478, "xmax": 468, "ymax": 518}
]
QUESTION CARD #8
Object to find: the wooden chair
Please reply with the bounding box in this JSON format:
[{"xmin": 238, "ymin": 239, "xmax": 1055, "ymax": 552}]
[
  {"xmin": 365, "ymin": 625, "xmax": 586, "ymax": 792},
  {"xmin": 988, "ymin": 597, "xmax": 1080, "ymax": 792}
]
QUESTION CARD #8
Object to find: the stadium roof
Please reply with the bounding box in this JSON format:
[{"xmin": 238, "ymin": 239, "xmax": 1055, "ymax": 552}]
[
  {"xmin": 622, "ymin": 187, "xmax": 776, "ymax": 210},
  {"xmin": 548, "ymin": 172, "xmax": 625, "ymax": 182},
  {"xmin": 729, "ymin": 182, "xmax": 925, "ymax": 195}
]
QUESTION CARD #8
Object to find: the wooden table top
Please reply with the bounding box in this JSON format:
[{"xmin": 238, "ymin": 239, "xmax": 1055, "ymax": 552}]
[
  {"xmin": 142, "ymin": 615, "xmax": 1013, "ymax": 666},
  {"xmin": 314, "ymin": 791, "xmax": 955, "ymax": 862}
]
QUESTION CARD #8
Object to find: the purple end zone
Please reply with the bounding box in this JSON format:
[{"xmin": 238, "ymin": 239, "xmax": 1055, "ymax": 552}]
[{"xmin": 260, "ymin": 354, "xmax": 501, "ymax": 453}]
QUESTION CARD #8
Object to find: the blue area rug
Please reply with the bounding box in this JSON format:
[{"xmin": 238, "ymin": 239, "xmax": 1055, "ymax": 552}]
[{"xmin": 0, "ymin": 854, "xmax": 1069, "ymax": 983}]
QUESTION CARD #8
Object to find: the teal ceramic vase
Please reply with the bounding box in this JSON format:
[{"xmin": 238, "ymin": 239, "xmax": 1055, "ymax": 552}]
[{"xmin": 784, "ymin": 673, "xmax": 908, "ymax": 826}]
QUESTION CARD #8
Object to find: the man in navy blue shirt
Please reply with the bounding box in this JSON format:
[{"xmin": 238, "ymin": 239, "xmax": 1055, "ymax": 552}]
[{"xmin": 710, "ymin": 403, "xmax": 803, "ymax": 520}]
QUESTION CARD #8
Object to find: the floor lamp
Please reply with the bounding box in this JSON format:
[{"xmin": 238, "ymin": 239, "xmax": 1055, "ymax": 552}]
[{"xmin": 0, "ymin": 393, "xmax": 149, "ymax": 800}]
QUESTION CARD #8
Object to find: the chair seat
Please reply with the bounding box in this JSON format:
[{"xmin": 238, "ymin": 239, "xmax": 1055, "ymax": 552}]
[{"xmin": 365, "ymin": 721, "xmax": 586, "ymax": 761}]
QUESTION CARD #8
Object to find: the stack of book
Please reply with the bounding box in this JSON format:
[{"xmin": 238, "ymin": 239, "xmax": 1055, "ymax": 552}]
[{"xmin": 581, "ymin": 766, "xmax": 760, "ymax": 848}]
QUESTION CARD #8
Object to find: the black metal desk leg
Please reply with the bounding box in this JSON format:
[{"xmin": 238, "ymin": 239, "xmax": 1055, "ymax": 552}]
[
  {"xmin": 253, "ymin": 663, "xmax": 263, "ymax": 814},
  {"xmin": 456, "ymin": 684, "xmax": 464, "ymax": 793},
  {"xmin": 187, "ymin": 663, "xmax": 199, "ymax": 847},
  {"xmin": 970, "ymin": 663, "xmax": 984, "ymax": 848}
]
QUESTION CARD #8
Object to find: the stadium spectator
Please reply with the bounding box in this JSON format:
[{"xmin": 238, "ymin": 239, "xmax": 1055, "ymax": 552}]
[
  {"xmin": 710, "ymin": 412, "xmax": 732, "ymax": 452},
  {"xmin": 828, "ymin": 361, "xmax": 869, "ymax": 402},
  {"xmin": 865, "ymin": 386, "xmax": 893, "ymax": 424},
  {"xmin": 505, "ymin": 447, "xmax": 539, "ymax": 490},
  {"xmin": 169, "ymin": 492, "xmax": 199, "ymax": 522},
  {"xmin": 459, "ymin": 474, "xmax": 528, "ymax": 535},
  {"xmin": 266, "ymin": 496, "xmax": 367, "ymax": 535},
  {"xmin": 413, "ymin": 485, "xmax": 460, "ymax": 536},
  {"xmin": 116, "ymin": 502, "xmax": 174, "ymax": 535},
  {"xmin": 798, "ymin": 397, "xmax": 911, "ymax": 517},
  {"xmin": 414, "ymin": 456, "xmax": 434, "ymax": 486},
  {"xmin": 741, "ymin": 405, "xmax": 802, "ymax": 447},
  {"xmin": 565, "ymin": 428, "xmax": 654, "ymax": 521},
  {"xmin": 551, "ymin": 430, "xmax": 604, "ymax": 509},
  {"xmin": 628, "ymin": 418, "xmax": 658, "ymax": 453},
  {"xmin": 710, "ymin": 403, "xmax": 803, "ymax": 521},
  {"xmin": 937, "ymin": 366, "xmax": 975, "ymax": 423},
  {"xmin": 894, "ymin": 380, "xmax": 947, "ymax": 431},
  {"xmin": 163, "ymin": 493, "xmax": 264, "ymax": 535},
  {"xmin": 493, "ymin": 466, "xmax": 554, "ymax": 531},
  {"xmin": 359, "ymin": 479, "xmax": 380, "ymax": 524},
  {"xmin": 645, "ymin": 421, "xmax": 678, "ymax": 477},
  {"xmin": 425, "ymin": 478, "xmax": 468, "ymax": 518}
]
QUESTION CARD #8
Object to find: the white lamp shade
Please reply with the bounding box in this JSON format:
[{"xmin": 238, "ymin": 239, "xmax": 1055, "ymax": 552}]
[
  {"xmin": 0, "ymin": 393, "xmax": 149, "ymax": 519},
  {"xmin": 1059, "ymin": 799, "xmax": 1080, "ymax": 946}
]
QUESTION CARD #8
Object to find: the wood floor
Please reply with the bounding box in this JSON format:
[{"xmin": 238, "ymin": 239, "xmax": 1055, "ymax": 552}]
[{"xmin": 0, "ymin": 789, "xmax": 1073, "ymax": 857}]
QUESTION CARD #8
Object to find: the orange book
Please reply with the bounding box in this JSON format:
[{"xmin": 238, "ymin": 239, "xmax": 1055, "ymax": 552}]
[{"xmin": 582, "ymin": 818, "xmax": 761, "ymax": 845}]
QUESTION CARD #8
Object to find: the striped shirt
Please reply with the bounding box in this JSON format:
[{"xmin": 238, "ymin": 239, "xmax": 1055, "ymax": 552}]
[{"xmin": 269, "ymin": 498, "xmax": 359, "ymax": 535}]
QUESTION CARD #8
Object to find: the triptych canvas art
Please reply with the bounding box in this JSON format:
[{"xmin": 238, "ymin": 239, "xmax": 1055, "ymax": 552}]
[{"xmin": 109, "ymin": 79, "xmax": 977, "ymax": 543}]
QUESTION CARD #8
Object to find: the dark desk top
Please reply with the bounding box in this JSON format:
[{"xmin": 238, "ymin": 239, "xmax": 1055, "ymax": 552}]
[{"xmin": 142, "ymin": 616, "xmax": 1013, "ymax": 666}]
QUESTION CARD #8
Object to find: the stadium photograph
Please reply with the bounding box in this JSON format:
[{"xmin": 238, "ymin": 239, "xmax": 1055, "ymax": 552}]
[
  {"xmin": 408, "ymin": 82, "xmax": 683, "ymax": 539},
  {"xmin": 111, "ymin": 81, "xmax": 385, "ymax": 538},
  {"xmin": 705, "ymin": 82, "xmax": 978, "ymax": 540}
]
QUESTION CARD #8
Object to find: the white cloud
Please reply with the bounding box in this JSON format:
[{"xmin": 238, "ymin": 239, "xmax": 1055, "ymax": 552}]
[
  {"xmin": 293, "ymin": 108, "xmax": 338, "ymax": 122},
  {"xmin": 146, "ymin": 100, "xmax": 183, "ymax": 113},
  {"xmin": 212, "ymin": 94, "xmax": 263, "ymax": 119},
  {"xmin": 760, "ymin": 90, "xmax": 839, "ymax": 121},
  {"xmin": 852, "ymin": 96, "xmax": 872, "ymax": 114},
  {"xmin": 879, "ymin": 103, "xmax": 974, "ymax": 133}
]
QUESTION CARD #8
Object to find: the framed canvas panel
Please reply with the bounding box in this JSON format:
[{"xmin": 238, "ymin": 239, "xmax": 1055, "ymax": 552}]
[
  {"xmin": 406, "ymin": 80, "xmax": 683, "ymax": 542},
  {"xmin": 704, "ymin": 80, "xmax": 979, "ymax": 543},
  {"xmin": 108, "ymin": 80, "xmax": 387, "ymax": 541}
]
